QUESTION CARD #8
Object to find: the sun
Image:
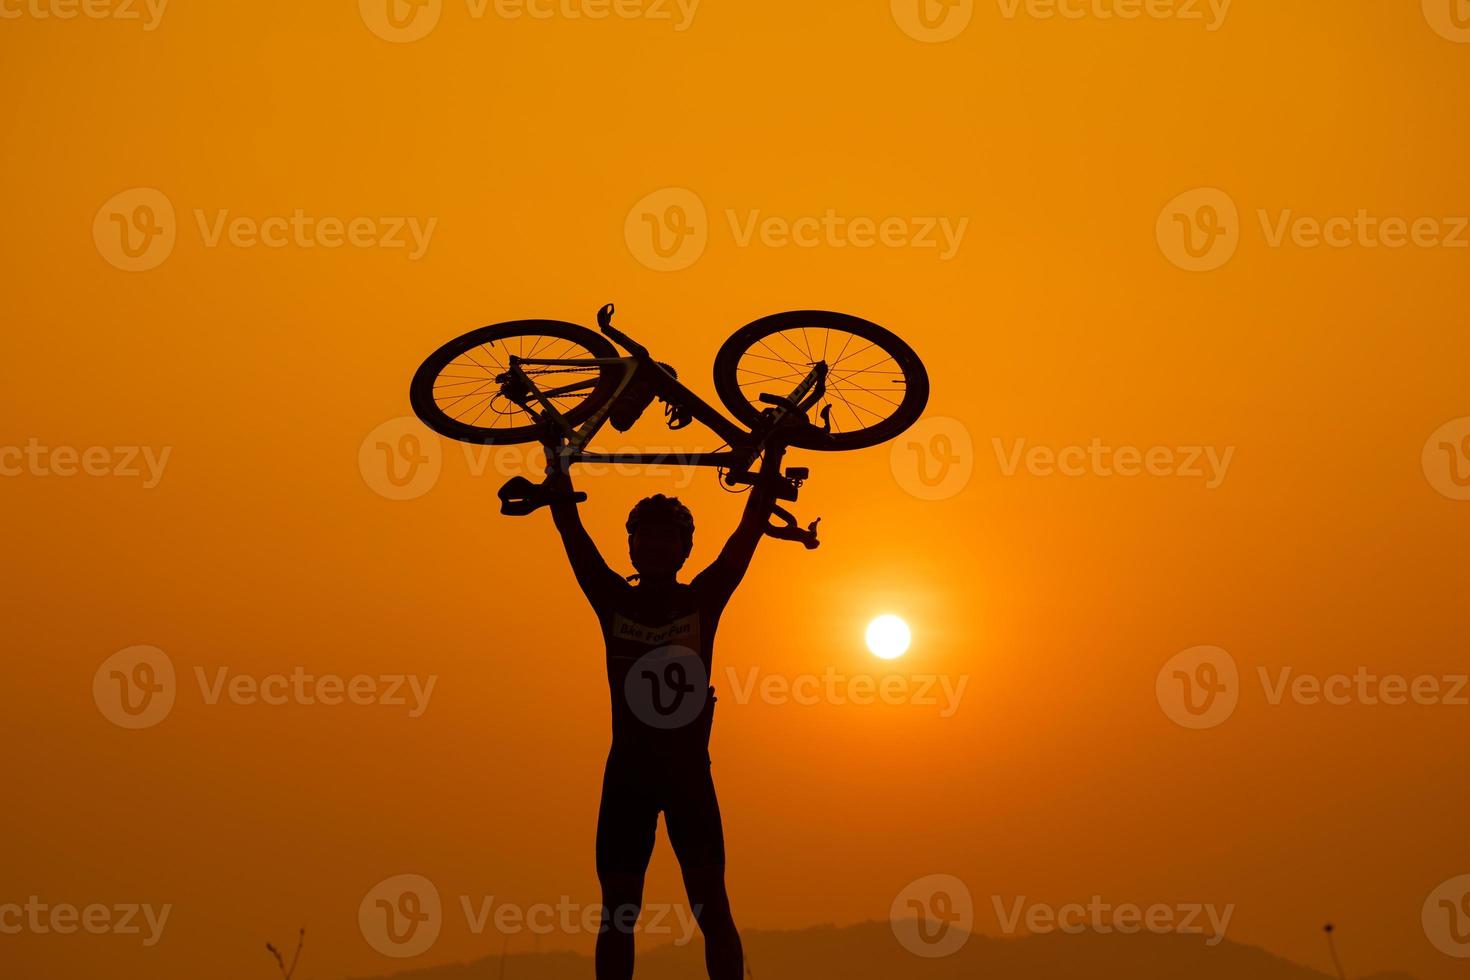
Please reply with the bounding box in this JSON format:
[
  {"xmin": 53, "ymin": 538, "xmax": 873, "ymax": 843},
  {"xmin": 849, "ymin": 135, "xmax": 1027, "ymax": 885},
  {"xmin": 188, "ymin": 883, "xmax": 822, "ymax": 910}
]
[{"xmin": 866, "ymin": 614, "xmax": 911, "ymax": 660}]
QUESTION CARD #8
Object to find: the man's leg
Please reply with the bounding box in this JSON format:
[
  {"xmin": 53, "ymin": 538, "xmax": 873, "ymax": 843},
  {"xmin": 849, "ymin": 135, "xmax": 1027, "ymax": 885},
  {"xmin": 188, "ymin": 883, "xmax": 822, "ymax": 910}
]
[
  {"xmin": 681, "ymin": 864, "xmax": 743, "ymax": 980},
  {"xmin": 596, "ymin": 755, "xmax": 658, "ymax": 980},
  {"xmin": 596, "ymin": 871, "xmax": 645, "ymax": 980},
  {"xmin": 665, "ymin": 763, "xmax": 742, "ymax": 980}
]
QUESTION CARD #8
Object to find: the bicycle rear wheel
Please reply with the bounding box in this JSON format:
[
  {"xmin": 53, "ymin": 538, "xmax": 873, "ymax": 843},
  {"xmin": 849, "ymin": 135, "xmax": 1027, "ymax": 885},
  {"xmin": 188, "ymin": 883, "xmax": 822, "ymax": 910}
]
[
  {"xmin": 712, "ymin": 311, "xmax": 929, "ymax": 451},
  {"xmin": 410, "ymin": 320, "xmax": 621, "ymax": 445}
]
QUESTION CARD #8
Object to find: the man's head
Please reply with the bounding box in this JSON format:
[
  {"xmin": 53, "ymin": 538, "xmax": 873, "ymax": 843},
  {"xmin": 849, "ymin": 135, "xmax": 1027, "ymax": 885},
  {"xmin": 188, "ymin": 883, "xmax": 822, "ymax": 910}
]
[{"xmin": 626, "ymin": 494, "xmax": 695, "ymax": 578}]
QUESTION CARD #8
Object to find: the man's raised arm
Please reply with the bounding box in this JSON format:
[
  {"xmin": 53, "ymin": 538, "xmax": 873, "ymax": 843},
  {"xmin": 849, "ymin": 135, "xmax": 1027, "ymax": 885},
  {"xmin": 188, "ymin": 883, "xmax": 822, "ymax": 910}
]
[
  {"xmin": 692, "ymin": 454, "xmax": 785, "ymax": 605},
  {"xmin": 545, "ymin": 448, "xmax": 625, "ymax": 609}
]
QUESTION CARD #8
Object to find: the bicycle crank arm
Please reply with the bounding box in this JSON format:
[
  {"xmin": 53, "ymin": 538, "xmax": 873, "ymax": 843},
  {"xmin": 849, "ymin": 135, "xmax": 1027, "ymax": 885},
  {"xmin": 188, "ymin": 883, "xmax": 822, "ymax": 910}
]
[{"xmin": 497, "ymin": 476, "xmax": 587, "ymax": 516}]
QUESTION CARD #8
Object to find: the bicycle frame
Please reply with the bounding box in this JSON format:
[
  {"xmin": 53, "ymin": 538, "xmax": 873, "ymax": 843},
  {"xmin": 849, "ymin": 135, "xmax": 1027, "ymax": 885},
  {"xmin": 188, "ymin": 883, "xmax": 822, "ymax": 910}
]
[{"xmin": 506, "ymin": 325, "xmax": 827, "ymax": 490}]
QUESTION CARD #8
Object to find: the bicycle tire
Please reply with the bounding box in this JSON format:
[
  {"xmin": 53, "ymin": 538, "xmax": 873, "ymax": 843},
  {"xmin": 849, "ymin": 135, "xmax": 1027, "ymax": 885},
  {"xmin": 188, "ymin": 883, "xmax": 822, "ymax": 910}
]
[
  {"xmin": 712, "ymin": 311, "xmax": 929, "ymax": 451},
  {"xmin": 410, "ymin": 320, "xmax": 621, "ymax": 445}
]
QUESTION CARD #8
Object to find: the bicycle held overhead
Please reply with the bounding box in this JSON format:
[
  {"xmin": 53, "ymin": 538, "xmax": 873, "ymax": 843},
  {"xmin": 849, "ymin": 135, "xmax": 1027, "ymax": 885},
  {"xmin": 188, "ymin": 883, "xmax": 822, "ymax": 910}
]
[{"xmin": 410, "ymin": 303, "xmax": 930, "ymax": 547}]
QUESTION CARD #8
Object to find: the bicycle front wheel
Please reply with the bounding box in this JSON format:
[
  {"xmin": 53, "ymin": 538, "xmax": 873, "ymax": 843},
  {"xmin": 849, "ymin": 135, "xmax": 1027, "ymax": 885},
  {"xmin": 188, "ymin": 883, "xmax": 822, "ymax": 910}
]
[
  {"xmin": 410, "ymin": 320, "xmax": 621, "ymax": 445},
  {"xmin": 712, "ymin": 311, "xmax": 929, "ymax": 451}
]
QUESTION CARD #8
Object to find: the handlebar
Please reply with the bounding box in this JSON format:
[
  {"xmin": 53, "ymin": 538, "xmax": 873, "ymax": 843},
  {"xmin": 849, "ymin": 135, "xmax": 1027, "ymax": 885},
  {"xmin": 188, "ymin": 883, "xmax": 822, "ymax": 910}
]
[{"xmin": 498, "ymin": 475, "xmax": 586, "ymax": 516}]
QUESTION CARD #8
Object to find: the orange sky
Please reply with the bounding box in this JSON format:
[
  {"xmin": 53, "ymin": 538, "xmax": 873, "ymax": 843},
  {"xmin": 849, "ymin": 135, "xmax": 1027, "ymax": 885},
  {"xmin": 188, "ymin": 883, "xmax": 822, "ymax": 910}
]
[{"xmin": 3, "ymin": 1, "xmax": 1469, "ymax": 978}]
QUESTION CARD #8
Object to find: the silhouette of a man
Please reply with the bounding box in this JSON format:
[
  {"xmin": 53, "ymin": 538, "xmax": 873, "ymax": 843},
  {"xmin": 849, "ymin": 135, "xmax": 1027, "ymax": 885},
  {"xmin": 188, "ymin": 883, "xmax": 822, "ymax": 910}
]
[{"xmin": 545, "ymin": 447, "xmax": 783, "ymax": 980}]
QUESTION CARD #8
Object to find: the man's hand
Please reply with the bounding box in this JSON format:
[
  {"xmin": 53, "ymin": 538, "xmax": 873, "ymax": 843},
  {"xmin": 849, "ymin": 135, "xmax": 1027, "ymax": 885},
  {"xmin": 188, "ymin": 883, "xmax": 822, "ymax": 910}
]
[{"xmin": 542, "ymin": 431, "xmax": 572, "ymax": 488}]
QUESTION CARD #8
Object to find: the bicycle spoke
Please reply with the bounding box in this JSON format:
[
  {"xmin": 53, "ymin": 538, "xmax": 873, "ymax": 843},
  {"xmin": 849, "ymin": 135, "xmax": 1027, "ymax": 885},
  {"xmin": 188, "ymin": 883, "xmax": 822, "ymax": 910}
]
[
  {"xmin": 479, "ymin": 343, "xmax": 509, "ymax": 372},
  {"xmin": 773, "ymin": 330, "xmax": 812, "ymax": 362},
  {"xmin": 828, "ymin": 382, "xmax": 903, "ymax": 410},
  {"xmin": 726, "ymin": 322, "xmax": 918, "ymax": 443},
  {"xmin": 429, "ymin": 332, "xmax": 610, "ymax": 433},
  {"xmin": 829, "ymin": 340, "xmax": 878, "ymax": 370},
  {"xmin": 737, "ymin": 366, "xmax": 809, "ymax": 385},
  {"xmin": 438, "ymin": 381, "xmax": 499, "ymax": 414},
  {"xmin": 824, "ymin": 387, "xmax": 867, "ymax": 431}
]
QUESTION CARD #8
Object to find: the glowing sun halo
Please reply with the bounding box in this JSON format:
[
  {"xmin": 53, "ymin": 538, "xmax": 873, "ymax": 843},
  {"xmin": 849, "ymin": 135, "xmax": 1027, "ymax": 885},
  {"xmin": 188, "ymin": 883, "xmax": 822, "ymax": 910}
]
[{"xmin": 866, "ymin": 615, "xmax": 912, "ymax": 660}]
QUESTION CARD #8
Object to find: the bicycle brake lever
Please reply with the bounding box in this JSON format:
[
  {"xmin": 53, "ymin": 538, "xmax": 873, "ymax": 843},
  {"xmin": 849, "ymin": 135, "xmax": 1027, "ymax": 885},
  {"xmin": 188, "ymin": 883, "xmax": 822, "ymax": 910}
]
[{"xmin": 766, "ymin": 506, "xmax": 821, "ymax": 549}]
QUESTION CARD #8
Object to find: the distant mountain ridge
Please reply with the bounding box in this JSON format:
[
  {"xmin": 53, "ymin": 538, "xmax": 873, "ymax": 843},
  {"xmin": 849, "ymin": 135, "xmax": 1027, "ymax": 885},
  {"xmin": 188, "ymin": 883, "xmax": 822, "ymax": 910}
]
[{"xmin": 347, "ymin": 919, "xmax": 1417, "ymax": 980}]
